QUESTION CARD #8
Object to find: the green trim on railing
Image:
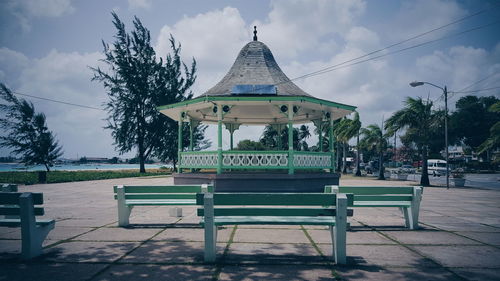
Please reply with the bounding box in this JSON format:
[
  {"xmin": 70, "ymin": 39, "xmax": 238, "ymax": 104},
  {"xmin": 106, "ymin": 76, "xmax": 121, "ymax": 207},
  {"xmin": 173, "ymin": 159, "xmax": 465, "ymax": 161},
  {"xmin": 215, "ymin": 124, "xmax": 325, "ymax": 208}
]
[
  {"xmin": 293, "ymin": 151, "xmax": 331, "ymax": 155},
  {"xmin": 157, "ymin": 95, "xmax": 357, "ymax": 112},
  {"xmin": 181, "ymin": 151, "xmax": 219, "ymax": 155},
  {"xmin": 223, "ymin": 150, "xmax": 288, "ymax": 154}
]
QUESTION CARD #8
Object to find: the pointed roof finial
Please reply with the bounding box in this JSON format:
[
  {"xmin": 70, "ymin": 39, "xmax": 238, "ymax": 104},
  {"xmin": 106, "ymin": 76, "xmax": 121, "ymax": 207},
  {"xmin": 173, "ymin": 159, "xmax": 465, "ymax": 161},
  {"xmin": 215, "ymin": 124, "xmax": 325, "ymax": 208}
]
[{"xmin": 253, "ymin": 26, "xmax": 257, "ymax": 41}]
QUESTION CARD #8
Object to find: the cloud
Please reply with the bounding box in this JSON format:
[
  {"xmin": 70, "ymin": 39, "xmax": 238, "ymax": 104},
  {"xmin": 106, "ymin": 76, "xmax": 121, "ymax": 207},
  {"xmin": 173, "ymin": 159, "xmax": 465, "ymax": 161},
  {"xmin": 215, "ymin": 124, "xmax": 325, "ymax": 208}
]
[
  {"xmin": 1, "ymin": 0, "xmax": 75, "ymax": 32},
  {"xmin": 414, "ymin": 45, "xmax": 500, "ymax": 105},
  {"xmin": 0, "ymin": 48, "xmax": 123, "ymax": 158},
  {"xmin": 128, "ymin": 0, "xmax": 151, "ymax": 10},
  {"xmin": 252, "ymin": 0, "xmax": 366, "ymax": 60},
  {"xmin": 155, "ymin": 7, "xmax": 249, "ymax": 96},
  {"xmin": 0, "ymin": 48, "xmax": 29, "ymax": 86},
  {"xmin": 382, "ymin": 0, "xmax": 466, "ymax": 42}
]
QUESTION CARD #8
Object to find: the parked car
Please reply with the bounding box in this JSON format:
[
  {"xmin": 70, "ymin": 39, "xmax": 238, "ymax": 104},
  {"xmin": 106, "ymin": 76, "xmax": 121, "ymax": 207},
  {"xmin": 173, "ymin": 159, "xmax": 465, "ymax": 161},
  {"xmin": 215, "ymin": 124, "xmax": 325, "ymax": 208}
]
[{"xmin": 399, "ymin": 165, "xmax": 416, "ymax": 174}]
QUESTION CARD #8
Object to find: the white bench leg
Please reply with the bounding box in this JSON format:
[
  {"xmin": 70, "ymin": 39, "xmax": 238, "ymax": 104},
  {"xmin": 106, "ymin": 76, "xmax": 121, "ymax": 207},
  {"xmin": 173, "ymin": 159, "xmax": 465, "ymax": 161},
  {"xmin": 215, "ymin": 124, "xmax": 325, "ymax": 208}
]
[
  {"xmin": 116, "ymin": 186, "xmax": 131, "ymax": 227},
  {"xmin": 333, "ymin": 193, "xmax": 347, "ymax": 264},
  {"xmin": 19, "ymin": 193, "xmax": 54, "ymax": 259},
  {"xmin": 203, "ymin": 193, "xmax": 217, "ymax": 262},
  {"xmin": 408, "ymin": 187, "xmax": 422, "ymax": 230},
  {"xmin": 402, "ymin": 207, "xmax": 411, "ymax": 228}
]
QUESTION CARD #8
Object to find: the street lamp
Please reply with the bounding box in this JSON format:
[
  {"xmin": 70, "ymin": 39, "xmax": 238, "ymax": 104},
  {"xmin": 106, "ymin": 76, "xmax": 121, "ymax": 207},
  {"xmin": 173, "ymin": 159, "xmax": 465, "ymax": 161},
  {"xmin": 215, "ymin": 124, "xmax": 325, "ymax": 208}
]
[{"xmin": 410, "ymin": 81, "xmax": 449, "ymax": 189}]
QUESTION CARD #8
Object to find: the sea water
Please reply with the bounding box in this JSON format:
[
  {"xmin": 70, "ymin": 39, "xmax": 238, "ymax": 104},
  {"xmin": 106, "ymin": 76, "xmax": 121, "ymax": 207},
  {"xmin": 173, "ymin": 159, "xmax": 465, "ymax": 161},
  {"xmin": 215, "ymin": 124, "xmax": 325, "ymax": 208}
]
[{"xmin": 0, "ymin": 163, "xmax": 171, "ymax": 172}]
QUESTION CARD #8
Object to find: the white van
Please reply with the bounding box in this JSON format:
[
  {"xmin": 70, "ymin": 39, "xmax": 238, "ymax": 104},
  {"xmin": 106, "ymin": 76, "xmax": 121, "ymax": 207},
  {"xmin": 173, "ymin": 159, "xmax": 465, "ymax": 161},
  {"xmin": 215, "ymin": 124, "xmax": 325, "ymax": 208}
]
[{"xmin": 427, "ymin": 159, "xmax": 447, "ymax": 176}]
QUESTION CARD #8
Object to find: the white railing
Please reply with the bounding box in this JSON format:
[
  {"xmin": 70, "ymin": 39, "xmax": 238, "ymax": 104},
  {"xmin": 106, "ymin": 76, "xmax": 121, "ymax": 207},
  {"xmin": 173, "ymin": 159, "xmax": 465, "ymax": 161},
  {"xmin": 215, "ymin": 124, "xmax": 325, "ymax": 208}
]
[
  {"xmin": 179, "ymin": 151, "xmax": 332, "ymax": 170},
  {"xmin": 294, "ymin": 153, "xmax": 332, "ymax": 168}
]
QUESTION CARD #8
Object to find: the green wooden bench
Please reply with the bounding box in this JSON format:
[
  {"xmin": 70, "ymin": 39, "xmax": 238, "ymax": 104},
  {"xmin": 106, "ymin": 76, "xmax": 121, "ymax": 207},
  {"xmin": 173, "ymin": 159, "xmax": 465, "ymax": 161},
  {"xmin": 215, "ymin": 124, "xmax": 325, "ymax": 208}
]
[
  {"xmin": 325, "ymin": 185, "xmax": 422, "ymax": 229},
  {"xmin": 113, "ymin": 184, "xmax": 213, "ymax": 227},
  {"xmin": 0, "ymin": 192, "xmax": 55, "ymax": 259},
  {"xmin": 196, "ymin": 192, "xmax": 354, "ymax": 264},
  {"xmin": 1, "ymin": 184, "xmax": 18, "ymax": 219}
]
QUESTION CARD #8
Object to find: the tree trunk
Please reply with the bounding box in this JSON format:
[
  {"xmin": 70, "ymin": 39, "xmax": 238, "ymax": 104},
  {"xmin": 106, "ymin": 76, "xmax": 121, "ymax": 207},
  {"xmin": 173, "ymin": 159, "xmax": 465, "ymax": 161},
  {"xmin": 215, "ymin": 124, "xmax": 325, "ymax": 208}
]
[
  {"xmin": 355, "ymin": 132, "xmax": 361, "ymax": 176},
  {"xmin": 172, "ymin": 159, "xmax": 177, "ymax": 172},
  {"xmin": 420, "ymin": 146, "xmax": 430, "ymax": 186},
  {"xmin": 137, "ymin": 133, "xmax": 146, "ymax": 173},
  {"xmin": 337, "ymin": 140, "xmax": 341, "ymax": 172},
  {"xmin": 342, "ymin": 142, "xmax": 347, "ymax": 174},
  {"xmin": 377, "ymin": 151, "xmax": 385, "ymax": 180}
]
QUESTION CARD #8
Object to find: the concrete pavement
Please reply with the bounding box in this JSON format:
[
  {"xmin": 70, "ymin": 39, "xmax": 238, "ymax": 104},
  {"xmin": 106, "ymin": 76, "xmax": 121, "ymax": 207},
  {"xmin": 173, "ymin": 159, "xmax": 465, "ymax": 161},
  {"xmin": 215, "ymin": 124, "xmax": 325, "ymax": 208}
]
[{"xmin": 1, "ymin": 175, "xmax": 499, "ymax": 280}]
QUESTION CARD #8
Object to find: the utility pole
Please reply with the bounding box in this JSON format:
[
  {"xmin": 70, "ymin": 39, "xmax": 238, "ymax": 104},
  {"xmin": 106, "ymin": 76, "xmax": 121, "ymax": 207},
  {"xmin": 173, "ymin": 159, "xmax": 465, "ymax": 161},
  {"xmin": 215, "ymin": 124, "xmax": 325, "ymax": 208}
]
[{"xmin": 444, "ymin": 86, "xmax": 449, "ymax": 189}]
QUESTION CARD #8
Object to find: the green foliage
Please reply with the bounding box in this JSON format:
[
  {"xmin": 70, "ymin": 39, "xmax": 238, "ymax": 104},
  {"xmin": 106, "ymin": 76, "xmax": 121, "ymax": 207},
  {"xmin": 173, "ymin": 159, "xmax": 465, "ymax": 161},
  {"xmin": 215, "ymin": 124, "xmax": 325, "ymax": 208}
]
[
  {"xmin": 91, "ymin": 12, "xmax": 208, "ymax": 172},
  {"xmin": 236, "ymin": 139, "xmax": 266, "ymax": 151},
  {"xmin": 477, "ymin": 101, "xmax": 500, "ymax": 157},
  {"xmin": 335, "ymin": 112, "xmax": 361, "ymax": 173},
  {"xmin": 0, "ymin": 84, "xmax": 63, "ymax": 171},
  {"xmin": 259, "ymin": 124, "xmax": 311, "ymax": 151},
  {"xmin": 385, "ymin": 97, "xmax": 442, "ymax": 186},
  {"xmin": 360, "ymin": 124, "xmax": 388, "ymax": 180},
  {"xmin": 449, "ymin": 96, "xmax": 499, "ymax": 150},
  {"xmin": 0, "ymin": 169, "xmax": 172, "ymax": 185}
]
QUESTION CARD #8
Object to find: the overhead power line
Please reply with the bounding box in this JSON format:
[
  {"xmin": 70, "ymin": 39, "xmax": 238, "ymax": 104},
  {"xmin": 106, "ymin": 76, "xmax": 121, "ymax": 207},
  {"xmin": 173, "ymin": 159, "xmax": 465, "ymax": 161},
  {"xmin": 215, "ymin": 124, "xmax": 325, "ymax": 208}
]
[
  {"xmin": 451, "ymin": 85, "xmax": 500, "ymax": 94},
  {"xmin": 13, "ymin": 91, "xmax": 104, "ymax": 111},
  {"xmin": 291, "ymin": 20, "xmax": 500, "ymax": 82},
  {"xmin": 287, "ymin": 8, "xmax": 489, "ymax": 83},
  {"xmin": 447, "ymin": 72, "xmax": 499, "ymax": 101},
  {"xmin": 8, "ymin": 6, "xmax": 498, "ymax": 111}
]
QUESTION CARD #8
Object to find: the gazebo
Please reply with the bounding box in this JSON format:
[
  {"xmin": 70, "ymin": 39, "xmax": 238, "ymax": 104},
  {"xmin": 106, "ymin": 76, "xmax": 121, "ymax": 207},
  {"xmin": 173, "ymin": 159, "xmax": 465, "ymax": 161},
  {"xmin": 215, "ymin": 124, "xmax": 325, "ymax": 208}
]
[{"xmin": 158, "ymin": 27, "xmax": 356, "ymax": 191}]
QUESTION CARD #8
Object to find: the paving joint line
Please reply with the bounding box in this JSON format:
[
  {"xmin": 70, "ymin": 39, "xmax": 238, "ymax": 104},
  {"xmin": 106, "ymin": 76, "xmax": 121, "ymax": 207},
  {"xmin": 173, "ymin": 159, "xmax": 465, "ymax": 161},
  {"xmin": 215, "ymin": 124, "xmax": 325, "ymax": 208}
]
[
  {"xmin": 86, "ymin": 217, "xmax": 182, "ymax": 281},
  {"xmin": 301, "ymin": 226, "xmax": 342, "ymax": 280},
  {"xmin": 418, "ymin": 221, "xmax": 500, "ymax": 250},
  {"xmin": 355, "ymin": 219, "xmax": 468, "ymax": 281},
  {"xmin": 211, "ymin": 225, "xmax": 237, "ymax": 281}
]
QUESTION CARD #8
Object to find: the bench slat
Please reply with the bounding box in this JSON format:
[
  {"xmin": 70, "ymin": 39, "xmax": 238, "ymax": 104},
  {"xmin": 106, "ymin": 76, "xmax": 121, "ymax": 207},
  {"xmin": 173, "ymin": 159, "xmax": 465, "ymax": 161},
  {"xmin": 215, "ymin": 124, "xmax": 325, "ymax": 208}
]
[
  {"xmin": 196, "ymin": 193, "xmax": 353, "ymax": 206},
  {"xmin": 113, "ymin": 185, "xmax": 213, "ymax": 194},
  {"xmin": 115, "ymin": 194, "xmax": 197, "ymax": 200},
  {"xmin": 0, "ymin": 206, "xmax": 45, "ymax": 216},
  {"xmin": 337, "ymin": 186, "xmax": 414, "ymax": 195},
  {"xmin": 197, "ymin": 208, "xmax": 353, "ymax": 217},
  {"xmin": 204, "ymin": 216, "xmax": 338, "ymax": 226},
  {"xmin": 0, "ymin": 193, "xmax": 44, "ymax": 205},
  {"xmin": 124, "ymin": 199, "xmax": 197, "ymax": 206},
  {"xmin": 354, "ymin": 195, "xmax": 413, "ymax": 201},
  {"xmin": 353, "ymin": 201, "xmax": 411, "ymax": 207},
  {"xmin": 0, "ymin": 218, "xmax": 55, "ymax": 227}
]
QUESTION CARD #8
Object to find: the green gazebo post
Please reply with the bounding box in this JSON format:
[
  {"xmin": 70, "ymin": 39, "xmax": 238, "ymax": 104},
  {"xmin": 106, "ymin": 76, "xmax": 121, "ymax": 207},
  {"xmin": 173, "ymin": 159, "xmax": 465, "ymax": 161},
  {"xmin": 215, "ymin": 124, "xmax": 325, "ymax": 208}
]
[
  {"xmin": 330, "ymin": 117, "xmax": 335, "ymax": 173},
  {"xmin": 287, "ymin": 103, "xmax": 294, "ymax": 175},
  {"xmin": 178, "ymin": 112, "xmax": 184, "ymax": 173}
]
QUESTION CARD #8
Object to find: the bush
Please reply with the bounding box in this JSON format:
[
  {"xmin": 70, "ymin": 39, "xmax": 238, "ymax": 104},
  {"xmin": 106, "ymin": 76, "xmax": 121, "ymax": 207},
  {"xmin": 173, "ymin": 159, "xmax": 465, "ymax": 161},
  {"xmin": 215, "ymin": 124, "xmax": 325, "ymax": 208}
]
[{"xmin": 0, "ymin": 169, "xmax": 172, "ymax": 185}]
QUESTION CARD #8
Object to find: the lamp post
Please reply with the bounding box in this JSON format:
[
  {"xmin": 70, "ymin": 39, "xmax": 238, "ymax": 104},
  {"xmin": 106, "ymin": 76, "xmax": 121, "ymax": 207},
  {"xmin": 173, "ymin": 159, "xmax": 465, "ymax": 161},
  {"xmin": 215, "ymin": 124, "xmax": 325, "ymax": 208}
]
[{"xmin": 410, "ymin": 81, "xmax": 449, "ymax": 189}]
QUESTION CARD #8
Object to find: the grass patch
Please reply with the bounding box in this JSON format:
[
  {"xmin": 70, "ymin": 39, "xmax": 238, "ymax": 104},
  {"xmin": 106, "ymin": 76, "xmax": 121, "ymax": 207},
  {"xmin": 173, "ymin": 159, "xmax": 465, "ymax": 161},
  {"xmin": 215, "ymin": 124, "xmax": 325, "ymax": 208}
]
[{"xmin": 0, "ymin": 168, "xmax": 172, "ymax": 185}]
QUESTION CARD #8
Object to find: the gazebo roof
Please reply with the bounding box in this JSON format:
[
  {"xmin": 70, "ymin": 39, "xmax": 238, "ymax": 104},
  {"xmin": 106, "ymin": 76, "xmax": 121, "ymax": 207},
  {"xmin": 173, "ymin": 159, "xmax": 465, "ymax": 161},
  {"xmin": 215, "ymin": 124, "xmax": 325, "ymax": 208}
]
[
  {"xmin": 158, "ymin": 27, "xmax": 356, "ymax": 124},
  {"xmin": 203, "ymin": 40, "xmax": 311, "ymax": 97}
]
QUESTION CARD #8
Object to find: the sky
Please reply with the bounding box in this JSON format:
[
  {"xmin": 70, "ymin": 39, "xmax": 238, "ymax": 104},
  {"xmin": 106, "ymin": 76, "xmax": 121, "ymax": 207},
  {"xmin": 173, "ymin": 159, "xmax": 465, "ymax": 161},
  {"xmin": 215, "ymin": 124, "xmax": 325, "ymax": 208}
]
[{"xmin": 0, "ymin": 0, "xmax": 499, "ymax": 160}]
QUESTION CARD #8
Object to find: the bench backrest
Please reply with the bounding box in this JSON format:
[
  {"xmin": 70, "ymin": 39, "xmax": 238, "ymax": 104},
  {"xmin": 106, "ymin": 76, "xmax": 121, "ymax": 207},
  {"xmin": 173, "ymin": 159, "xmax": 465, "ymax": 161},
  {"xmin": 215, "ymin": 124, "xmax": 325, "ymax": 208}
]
[
  {"xmin": 1, "ymin": 184, "xmax": 18, "ymax": 192},
  {"xmin": 0, "ymin": 192, "xmax": 45, "ymax": 216},
  {"xmin": 113, "ymin": 184, "xmax": 213, "ymax": 200},
  {"xmin": 196, "ymin": 193, "xmax": 354, "ymax": 217},
  {"xmin": 325, "ymin": 185, "xmax": 420, "ymax": 202}
]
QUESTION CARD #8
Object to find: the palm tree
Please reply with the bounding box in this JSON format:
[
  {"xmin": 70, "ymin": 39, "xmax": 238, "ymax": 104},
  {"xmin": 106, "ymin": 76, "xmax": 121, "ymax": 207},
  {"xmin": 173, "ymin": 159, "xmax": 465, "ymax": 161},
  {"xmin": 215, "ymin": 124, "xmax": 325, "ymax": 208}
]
[
  {"xmin": 335, "ymin": 113, "xmax": 361, "ymax": 174},
  {"xmin": 360, "ymin": 124, "xmax": 388, "ymax": 180},
  {"xmin": 385, "ymin": 97, "xmax": 442, "ymax": 186}
]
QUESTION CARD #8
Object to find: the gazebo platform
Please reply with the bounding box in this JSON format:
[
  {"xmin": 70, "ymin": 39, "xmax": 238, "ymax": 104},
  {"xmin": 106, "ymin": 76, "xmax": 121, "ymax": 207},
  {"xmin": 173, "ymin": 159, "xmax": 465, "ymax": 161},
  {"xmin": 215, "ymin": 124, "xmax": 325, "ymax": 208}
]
[{"xmin": 173, "ymin": 171, "xmax": 340, "ymax": 192}]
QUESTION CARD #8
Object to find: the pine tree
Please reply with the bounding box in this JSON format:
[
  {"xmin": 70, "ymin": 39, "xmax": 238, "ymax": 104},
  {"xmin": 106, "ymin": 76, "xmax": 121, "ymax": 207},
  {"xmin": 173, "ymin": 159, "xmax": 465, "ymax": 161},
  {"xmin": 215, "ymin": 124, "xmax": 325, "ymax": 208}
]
[
  {"xmin": 0, "ymin": 83, "xmax": 63, "ymax": 172},
  {"xmin": 91, "ymin": 12, "xmax": 208, "ymax": 172}
]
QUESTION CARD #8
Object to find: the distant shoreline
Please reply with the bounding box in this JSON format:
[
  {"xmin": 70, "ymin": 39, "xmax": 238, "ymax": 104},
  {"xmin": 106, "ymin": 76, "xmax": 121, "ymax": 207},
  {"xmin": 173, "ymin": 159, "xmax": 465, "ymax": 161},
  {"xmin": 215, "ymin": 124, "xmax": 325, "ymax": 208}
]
[{"xmin": 0, "ymin": 163, "xmax": 172, "ymax": 172}]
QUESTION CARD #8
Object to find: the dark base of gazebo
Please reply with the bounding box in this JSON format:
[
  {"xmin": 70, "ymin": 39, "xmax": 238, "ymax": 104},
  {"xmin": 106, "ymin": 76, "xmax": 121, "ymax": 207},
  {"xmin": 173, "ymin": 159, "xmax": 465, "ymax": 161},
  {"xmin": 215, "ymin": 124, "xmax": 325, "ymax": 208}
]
[{"xmin": 173, "ymin": 171, "xmax": 340, "ymax": 192}]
